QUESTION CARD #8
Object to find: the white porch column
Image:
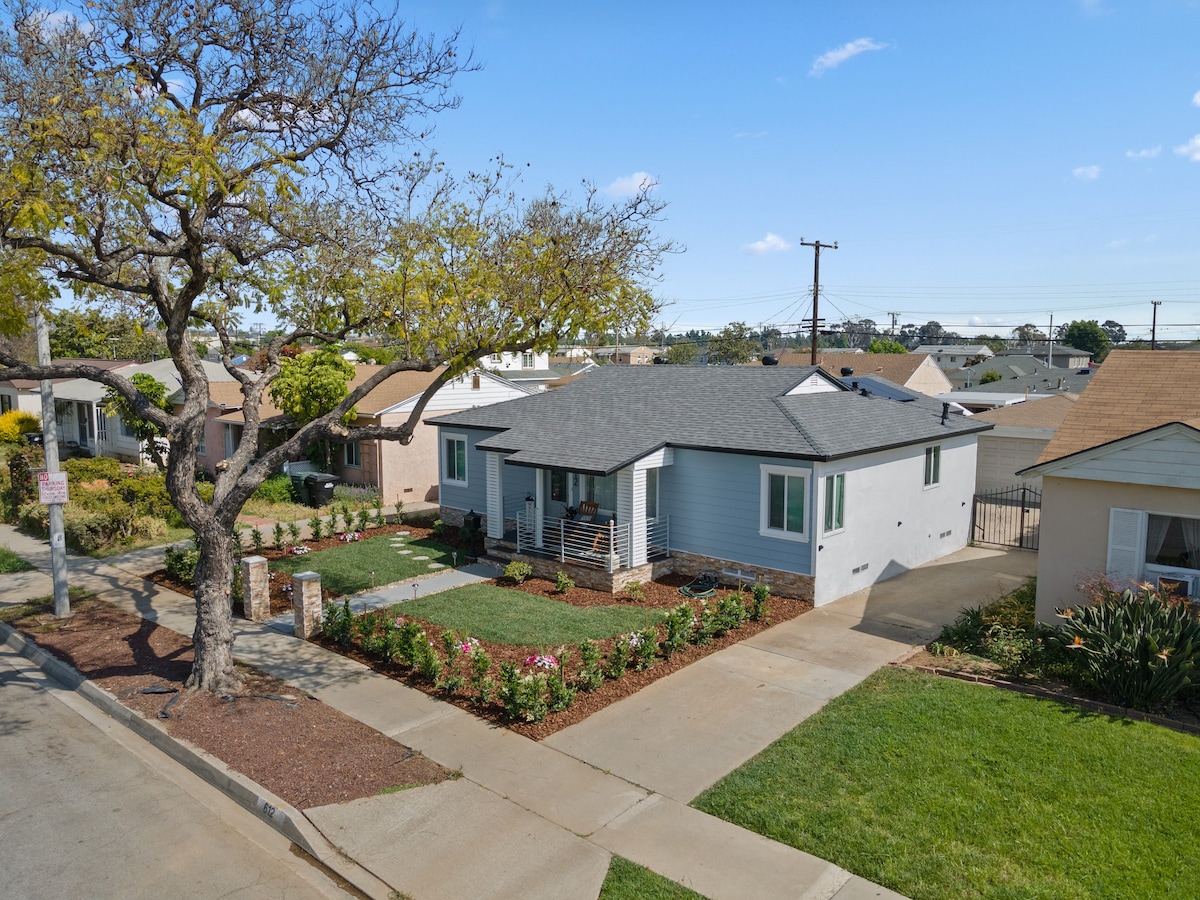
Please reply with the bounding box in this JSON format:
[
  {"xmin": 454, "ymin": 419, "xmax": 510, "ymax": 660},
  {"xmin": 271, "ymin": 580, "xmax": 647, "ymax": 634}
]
[
  {"xmin": 485, "ymin": 451, "xmax": 504, "ymax": 539},
  {"xmin": 617, "ymin": 466, "xmax": 645, "ymax": 567},
  {"xmin": 534, "ymin": 468, "xmax": 545, "ymax": 548}
]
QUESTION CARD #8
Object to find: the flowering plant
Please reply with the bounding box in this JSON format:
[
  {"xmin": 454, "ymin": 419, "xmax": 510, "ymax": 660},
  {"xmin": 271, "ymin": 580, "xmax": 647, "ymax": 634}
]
[
  {"xmin": 290, "ymin": 545, "xmax": 310, "ymax": 555},
  {"xmin": 524, "ymin": 653, "xmax": 559, "ymax": 669},
  {"xmin": 460, "ymin": 636, "xmax": 481, "ymax": 655},
  {"xmin": 339, "ymin": 531, "xmax": 361, "ymax": 542}
]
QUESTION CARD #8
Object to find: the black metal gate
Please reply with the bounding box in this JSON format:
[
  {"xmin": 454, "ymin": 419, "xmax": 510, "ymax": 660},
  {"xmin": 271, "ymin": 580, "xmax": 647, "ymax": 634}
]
[{"xmin": 972, "ymin": 484, "xmax": 1041, "ymax": 550}]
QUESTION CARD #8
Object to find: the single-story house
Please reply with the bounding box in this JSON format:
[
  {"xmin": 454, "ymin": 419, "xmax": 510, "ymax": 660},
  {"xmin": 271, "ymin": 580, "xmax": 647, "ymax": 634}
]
[
  {"xmin": 777, "ymin": 351, "xmax": 953, "ymax": 397},
  {"xmin": 971, "ymin": 393, "xmax": 1077, "ymax": 492},
  {"xmin": 211, "ymin": 366, "xmax": 534, "ymax": 502},
  {"xmin": 947, "ymin": 355, "xmax": 1094, "ymax": 392},
  {"xmin": 429, "ymin": 366, "xmax": 991, "ymax": 605},
  {"xmin": 592, "ymin": 345, "xmax": 656, "ymax": 365},
  {"xmin": 1020, "ymin": 351, "xmax": 1200, "ymax": 622},
  {"xmin": 994, "ymin": 344, "xmax": 1092, "ymax": 370}
]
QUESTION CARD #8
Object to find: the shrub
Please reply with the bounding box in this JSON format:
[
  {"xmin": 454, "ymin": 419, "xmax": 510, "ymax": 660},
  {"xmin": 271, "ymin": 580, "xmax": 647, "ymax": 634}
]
[
  {"xmin": 272, "ymin": 522, "xmax": 285, "ymax": 550},
  {"xmin": 547, "ymin": 647, "xmax": 577, "ymax": 713},
  {"xmin": 605, "ymin": 634, "xmax": 633, "ymax": 679},
  {"xmin": 438, "ymin": 630, "xmax": 467, "ymax": 693},
  {"xmin": 714, "ymin": 594, "xmax": 749, "ymax": 635},
  {"xmin": 412, "ymin": 631, "xmax": 443, "ymax": 683},
  {"xmin": 164, "ymin": 541, "xmax": 201, "ymax": 587},
  {"xmin": 355, "ymin": 508, "xmax": 371, "ymax": 533},
  {"xmin": 250, "ymin": 527, "xmax": 265, "ymax": 555},
  {"xmin": 662, "ymin": 603, "xmax": 696, "ymax": 657},
  {"xmin": 117, "ymin": 474, "xmax": 173, "ymax": 519},
  {"xmin": 624, "ymin": 580, "xmax": 645, "ymax": 602},
  {"xmin": 323, "ymin": 599, "xmax": 354, "ymax": 645},
  {"xmin": 498, "ymin": 662, "xmax": 549, "ymax": 723},
  {"xmin": 747, "ymin": 583, "xmax": 771, "ymax": 621},
  {"xmin": 466, "ymin": 641, "xmax": 495, "ymax": 704},
  {"xmin": 7, "ymin": 451, "xmax": 35, "ymax": 513},
  {"xmin": 252, "ymin": 473, "xmax": 295, "ymax": 503},
  {"xmin": 61, "ymin": 455, "xmax": 122, "ymax": 484},
  {"xmin": 576, "ymin": 639, "xmax": 604, "ymax": 692},
  {"xmin": 0, "ymin": 410, "xmax": 40, "ymax": 443},
  {"xmin": 287, "ymin": 522, "xmax": 301, "ymax": 545},
  {"xmin": 630, "ymin": 627, "xmax": 659, "ymax": 670},
  {"xmin": 554, "ymin": 570, "xmax": 574, "ymax": 594},
  {"xmin": 503, "ymin": 560, "xmax": 533, "ymax": 584},
  {"xmin": 332, "ymin": 482, "xmax": 380, "ymax": 506},
  {"xmin": 1053, "ymin": 584, "xmax": 1200, "ymax": 713},
  {"xmin": 308, "ymin": 515, "xmax": 323, "ymax": 541}
]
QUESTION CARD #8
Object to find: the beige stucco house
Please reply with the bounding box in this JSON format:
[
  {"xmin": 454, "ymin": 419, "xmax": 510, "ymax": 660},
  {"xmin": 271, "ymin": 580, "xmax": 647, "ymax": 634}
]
[
  {"xmin": 971, "ymin": 393, "xmax": 1077, "ymax": 492},
  {"xmin": 1020, "ymin": 351, "xmax": 1200, "ymax": 622}
]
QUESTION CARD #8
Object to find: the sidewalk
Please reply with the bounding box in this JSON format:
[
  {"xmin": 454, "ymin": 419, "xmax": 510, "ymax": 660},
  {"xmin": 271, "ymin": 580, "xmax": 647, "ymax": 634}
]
[{"xmin": 0, "ymin": 524, "xmax": 1035, "ymax": 899}]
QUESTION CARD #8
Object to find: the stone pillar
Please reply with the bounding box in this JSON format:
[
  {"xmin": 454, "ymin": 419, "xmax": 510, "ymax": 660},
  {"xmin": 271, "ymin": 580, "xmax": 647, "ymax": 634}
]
[
  {"xmin": 292, "ymin": 571, "xmax": 322, "ymax": 639},
  {"xmin": 241, "ymin": 555, "xmax": 270, "ymax": 622}
]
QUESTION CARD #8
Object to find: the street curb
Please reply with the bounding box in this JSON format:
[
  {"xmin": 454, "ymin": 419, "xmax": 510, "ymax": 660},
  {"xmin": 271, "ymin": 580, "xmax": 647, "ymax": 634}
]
[{"xmin": 0, "ymin": 620, "xmax": 397, "ymax": 900}]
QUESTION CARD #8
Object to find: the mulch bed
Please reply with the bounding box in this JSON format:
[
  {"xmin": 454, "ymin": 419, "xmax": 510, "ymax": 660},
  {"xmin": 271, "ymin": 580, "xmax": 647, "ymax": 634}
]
[
  {"xmin": 5, "ymin": 598, "xmax": 451, "ymax": 810},
  {"xmin": 145, "ymin": 519, "xmax": 814, "ymax": 740}
]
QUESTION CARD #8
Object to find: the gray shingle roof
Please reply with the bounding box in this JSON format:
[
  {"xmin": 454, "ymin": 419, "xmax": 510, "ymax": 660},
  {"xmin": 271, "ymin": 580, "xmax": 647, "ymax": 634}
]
[{"xmin": 429, "ymin": 366, "xmax": 990, "ymax": 474}]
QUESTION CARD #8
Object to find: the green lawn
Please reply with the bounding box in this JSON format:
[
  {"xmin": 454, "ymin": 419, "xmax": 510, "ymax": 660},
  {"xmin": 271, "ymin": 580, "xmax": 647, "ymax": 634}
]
[
  {"xmin": 598, "ymin": 856, "xmax": 707, "ymax": 900},
  {"xmin": 270, "ymin": 533, "xmax": 457, "ymax": 596},
  {"xmin": 693, "ymin": 667, "xmax": 1200, "ymax": 900},
  {"xmin": 391, "ymin": 583, "xmax": 665, "ymax": 645}
]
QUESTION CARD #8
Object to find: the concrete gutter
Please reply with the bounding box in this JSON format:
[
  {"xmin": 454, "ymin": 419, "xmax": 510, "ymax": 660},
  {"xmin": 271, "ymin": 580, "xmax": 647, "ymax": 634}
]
[{"xmin": 0, "ymin": 620, "xmax": 398, "ymax": 900}]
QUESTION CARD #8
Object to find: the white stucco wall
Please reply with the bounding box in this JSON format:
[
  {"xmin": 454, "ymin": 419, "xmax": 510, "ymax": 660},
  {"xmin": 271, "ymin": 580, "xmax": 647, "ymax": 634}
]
[{"xmin": 812, "ymin": 433, "xmax": 978, "ymax": 606}]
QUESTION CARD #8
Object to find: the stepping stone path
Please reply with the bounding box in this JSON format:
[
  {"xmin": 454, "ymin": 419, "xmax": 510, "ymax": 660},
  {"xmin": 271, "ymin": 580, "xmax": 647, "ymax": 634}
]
[
  {"xmin": 396, "ymin": 549, "xmax": 412, "ymax": 555},
  {"xmin": 412, "ymin": 555, "xmax": 429, "ymax": 561},
  {"xmin": 427, "ymin": 563, "xmax": 446, "ymax": 570}
]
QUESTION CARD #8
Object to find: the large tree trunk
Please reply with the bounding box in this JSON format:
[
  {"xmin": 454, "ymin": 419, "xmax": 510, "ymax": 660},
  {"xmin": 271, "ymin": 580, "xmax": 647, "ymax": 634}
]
[{"xmin": 185, "ymin": 523, "xmax": 241, "ymax": 692}]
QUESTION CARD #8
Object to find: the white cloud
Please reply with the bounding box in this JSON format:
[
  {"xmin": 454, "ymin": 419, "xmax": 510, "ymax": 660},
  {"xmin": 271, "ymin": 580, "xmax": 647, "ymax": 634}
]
[
  {"xmin": 809, "ymin": 38, "xmax": 887, "ymax": 77},
  {"xmin": 1072, "ymin": 165, "xmax": 1101, "ymax": 180},
  {"xmin": 1176, "ymin": 135, "xmax": 1200, "ymax": 161},
  {"xmin": 967, "ymin": 316, "xmax": 1008, "ymax": 328},
  {"xmin": 1192, "ymin": 90, "xmax": 1200, "ymax": 107},
  {"xmin": 1125, "ymin": 146, "xmax": 1160, "ymax": 159},
  {"xmin": 745, "ymin": 233, "xmax": 792, "ymax": 256},
  {"xmin": 604, "ymin": 171, "xmax": 657, "ymax": 197}
]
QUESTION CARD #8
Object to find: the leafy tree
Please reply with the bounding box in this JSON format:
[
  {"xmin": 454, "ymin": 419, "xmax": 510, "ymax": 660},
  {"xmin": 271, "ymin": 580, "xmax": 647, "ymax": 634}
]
[
  {"xmin": 664, "ymin": 343, "xmax": 697, "ymax": 365},
  {"xmin": 49, "ymin": 309, "xmax": 164, "ymax": 361},
  {"xmin": 867, "ymin": 337, "xmax": 908, "ymax": 354},
  {"xmin": 0, "ymin": 1, "xmax": 673, "ymax": 691},
  {"xmin": 916, "ymin": 321, "xmax": 947, "ymax": 345},
  {"xmin": 708, "ymin": 322, "xmax": 758, "ymax": 365},
  {"xmin": 1011, "ymin": 324, "xmax": 1046, "ymax": 344},
  {"xmin": 102, "ymin": 374, "xmax": 173, "ymax": 468},
  {"xmin": 1059, "ymin": 320, "xmax": 1112, "ymax": 363},
  {"xmin": 897, "ymin": 324, "xmax": 921, "ymax": 349},
  {"xmin": 269, "ymin": 349, "xmax": 356, "ymax": 470},
  {"xmin": 1101, "ymin": 320, "xmax": 1126, "ymax": 345},
  {"xmin": 979, "ymin": 370, "xmax": 1003, "ymax": 384},
  {"xmin": 973, "ymin": 334, "xmax": 1010, "ymax": 353}
]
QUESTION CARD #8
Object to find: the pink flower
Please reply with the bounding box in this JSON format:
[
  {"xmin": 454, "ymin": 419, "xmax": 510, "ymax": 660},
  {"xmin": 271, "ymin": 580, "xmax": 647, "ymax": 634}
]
[{"xmin": 524, "ymin": 654, "xmax": 559, "ymax": 669}]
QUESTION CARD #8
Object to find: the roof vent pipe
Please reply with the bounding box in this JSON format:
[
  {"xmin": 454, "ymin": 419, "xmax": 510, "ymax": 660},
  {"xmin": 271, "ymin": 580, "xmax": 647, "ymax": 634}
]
[
  {"xmin": 840, "ymin": 366, "xmax": 854, "ymax": 376},
  {"xmin": 851, "ymin": 381, "xmax": 859, "ymax": 391},
  {"xmin": 941, "ymin": 402, "xmax": 949, "ymax": 424}
]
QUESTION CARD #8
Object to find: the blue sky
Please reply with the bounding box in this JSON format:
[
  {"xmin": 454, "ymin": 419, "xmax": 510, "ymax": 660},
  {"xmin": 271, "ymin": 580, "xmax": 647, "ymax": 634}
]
[{"xmin": 405, "ymin": 0, "xmax": 1200, "ymax": 343}]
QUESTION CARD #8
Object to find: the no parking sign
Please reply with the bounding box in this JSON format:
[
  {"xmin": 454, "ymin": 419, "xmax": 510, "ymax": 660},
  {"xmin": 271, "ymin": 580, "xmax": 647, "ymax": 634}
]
[{"xmin": 37, "ymin": 471, "xmax": 69, "ymax": 505}]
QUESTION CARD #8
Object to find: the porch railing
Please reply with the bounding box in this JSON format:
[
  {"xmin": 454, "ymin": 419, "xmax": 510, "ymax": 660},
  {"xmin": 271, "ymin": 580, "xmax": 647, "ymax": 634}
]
[{"xmin": 515, "ymin": 511, "xmax": 632, "ymax": 572}]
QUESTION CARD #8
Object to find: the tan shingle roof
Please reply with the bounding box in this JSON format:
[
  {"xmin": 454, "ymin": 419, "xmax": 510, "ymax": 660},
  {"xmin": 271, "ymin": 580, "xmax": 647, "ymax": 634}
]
[
  {"xmin": 213, "ymin": 365, "xmax": 443, "ymax": 424},
  {"xmin": 1034, "ymin": 350, "xmax": 1200, "ymax": 464},
  {"xmin": 973, "ymin": 393, "xmax": 1077, "ymax": 429},
  {"xmin": 776, "ymin": 351, "xmax": 930, "ymax": 384}
]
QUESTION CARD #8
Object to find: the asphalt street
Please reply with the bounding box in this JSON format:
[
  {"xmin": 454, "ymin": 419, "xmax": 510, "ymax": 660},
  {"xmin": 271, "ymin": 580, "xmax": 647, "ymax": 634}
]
[{"xmin": 0, "ymin": 647, "xmax": 356, "ymax": 900}]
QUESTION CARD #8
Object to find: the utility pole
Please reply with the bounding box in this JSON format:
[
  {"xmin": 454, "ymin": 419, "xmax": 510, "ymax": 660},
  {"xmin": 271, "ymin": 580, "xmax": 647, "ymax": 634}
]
[
  {"xmin": 800, "ymin": 238, "xmax": 838, "ymax": 364},
  {"xmin": 888, "ymin": 311, "xmax": 900, "ymax": 338},
  {"xmin": 1046, "ymin": 313, "xmax": 1054, "ymax": 367},
  {"xmin": 33, "ymin": 310, "xmax": 71, "ymax": 617},
  {"xmin": 1151, "ymin": 301, "xmax": 1162, "ymax": 350}
]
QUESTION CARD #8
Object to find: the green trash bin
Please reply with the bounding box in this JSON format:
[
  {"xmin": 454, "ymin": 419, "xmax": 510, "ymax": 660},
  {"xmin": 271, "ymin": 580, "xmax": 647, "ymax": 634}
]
[{"xmin": 289, "ymin": 473, "xmax": 310, "ymax": 506}]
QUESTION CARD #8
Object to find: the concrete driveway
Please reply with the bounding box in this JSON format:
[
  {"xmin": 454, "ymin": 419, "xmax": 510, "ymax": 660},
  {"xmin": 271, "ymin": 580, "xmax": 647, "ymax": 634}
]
[{"xmin": 545, "ymin": 545, "xmax": 1037, "ymax": 803}]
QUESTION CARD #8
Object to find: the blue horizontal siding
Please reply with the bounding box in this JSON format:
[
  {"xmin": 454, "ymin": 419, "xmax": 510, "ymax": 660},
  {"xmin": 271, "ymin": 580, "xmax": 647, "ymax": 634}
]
[
  {"xmin": 661, "ymin": 449, "xmax": 813, "ymax": 575},
  {"xmin": 436, "ymin": 427, "xmax": 490, "ymax": 513}
]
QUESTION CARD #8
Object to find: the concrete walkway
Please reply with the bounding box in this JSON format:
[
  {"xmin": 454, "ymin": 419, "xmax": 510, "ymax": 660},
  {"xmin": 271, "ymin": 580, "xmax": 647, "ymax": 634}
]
[{"xmin": 0, "ymin": 524, "xmax": 1036, "ymax": 900}]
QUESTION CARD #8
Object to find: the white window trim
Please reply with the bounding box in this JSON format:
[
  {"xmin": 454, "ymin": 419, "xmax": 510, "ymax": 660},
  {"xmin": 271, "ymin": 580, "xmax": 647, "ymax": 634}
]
[
  {"xmin": 823, "ymin": 472, "xmax": 846, "ymax": 535},
  {"xmin": 924, "ymin": 445, "xmax": 942, "ymax": 489},
  {"xmin": 759, "ymin": 463, "xmax": 810, "ymax": 543},
  {"xmin": 443, "ymin": 432, "xmax": 468, "ymax": 486}
]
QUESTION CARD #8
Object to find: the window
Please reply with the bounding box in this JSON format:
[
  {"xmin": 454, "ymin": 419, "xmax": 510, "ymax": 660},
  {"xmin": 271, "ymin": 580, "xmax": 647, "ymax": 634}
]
[
  {"xmin": 344, "ymin": 441, "xmax": 361, "ymax": 468},
  {"xmin": 583, "ymin": 473, "xmax": 616, "ymax": 511},
  {"xmin": 1146, "ymin": 514, "xmax": 1200, "ymax": 569},
  {"xmin": 443, "ymin": 434, "xmax": 467, "ymax": 485},
  {"xmin": 823, "ymin": 473, "xmax": 845, "ymax": 533},
  {"xmin": 550, "ymin": 470, "xmax": 567, "ymax": 502},
  {"xmin": 645, "ymin": 468, "xmax": 659, "ymax": 520},
  {"xmin": 119, "ymin": 417, "xmax": 136, "ymax": 439},
  {"xmin": 0, "ymin": 394, "xmax": 10, "ymax": 413},
  {"xmin": 196, "ymin": 426, "xmax": 206, "ymax": 456},
  {"xmin": 760, "ymin": 465, "xmax": 809, "ymax": 541},
  {"xmin": 522, "ymin": 351, "xmax": 534, "ymax": 368},
  {"xmin": 490, "ymin": 353, "xmax": 501, "ymax": 364},
  {"xmin": 924, "ymin": 445, "xmax": 941, "ymax": 487}
]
